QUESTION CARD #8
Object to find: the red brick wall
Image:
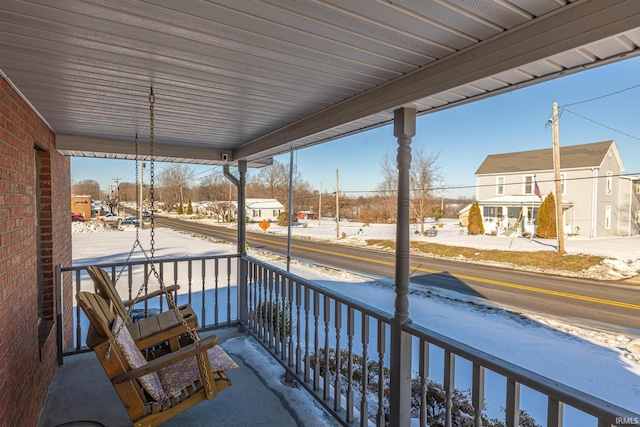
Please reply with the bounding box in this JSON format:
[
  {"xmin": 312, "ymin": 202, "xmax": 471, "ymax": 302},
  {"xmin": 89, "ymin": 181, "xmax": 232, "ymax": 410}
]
[{"xmin": 0, "ymin": 76, "xmax": 72, "ymax": 426}]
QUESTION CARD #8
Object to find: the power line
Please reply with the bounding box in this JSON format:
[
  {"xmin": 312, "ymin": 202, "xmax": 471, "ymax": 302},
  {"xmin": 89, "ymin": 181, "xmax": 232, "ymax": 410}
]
[
  {"xmin": 562, "ymin": 83, "xmax": 640, "ymax": 108},
  {"xmin": 330, "ymin": 171, "xmax": 640, "ymax": 195},
  {"xmin": 561, "ymin": 108, "xmax": 640, "ymax": 141}
]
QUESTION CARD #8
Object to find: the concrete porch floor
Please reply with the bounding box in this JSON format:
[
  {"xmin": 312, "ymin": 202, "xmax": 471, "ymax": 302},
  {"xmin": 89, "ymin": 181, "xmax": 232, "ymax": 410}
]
[{"xmin": 37, "ymin": 328, "xmax": 335, "ymax": 427}]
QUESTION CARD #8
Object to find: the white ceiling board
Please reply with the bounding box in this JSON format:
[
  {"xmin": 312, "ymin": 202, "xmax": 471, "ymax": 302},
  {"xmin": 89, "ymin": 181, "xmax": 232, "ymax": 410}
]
[{"xmin": 0, "ymin": 0, "xmax": 638, "ymax": 166}]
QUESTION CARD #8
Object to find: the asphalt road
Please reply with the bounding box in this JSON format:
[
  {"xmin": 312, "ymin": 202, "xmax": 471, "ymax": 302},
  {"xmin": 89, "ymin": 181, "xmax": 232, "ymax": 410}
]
[{"xmin": 154, "ymin": 216, "xmax": 640, "ymax": 336}]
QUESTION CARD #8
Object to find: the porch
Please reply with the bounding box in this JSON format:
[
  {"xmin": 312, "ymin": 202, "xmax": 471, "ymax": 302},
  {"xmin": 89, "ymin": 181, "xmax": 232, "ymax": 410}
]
[{"xmin": 45, "ymin": 255, "xmax": 639, "ymax": 427}]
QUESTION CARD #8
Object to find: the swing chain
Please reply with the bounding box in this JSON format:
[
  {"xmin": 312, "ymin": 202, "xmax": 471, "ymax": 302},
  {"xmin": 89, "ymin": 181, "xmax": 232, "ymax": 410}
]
[
  {"xmin": 146, "ymin": 87, "xmax": 200, "ymax": 347},
  {"xmin": 106, "ymin": 89, "xmax": 202, "ymax": 357},
  {"xmin": 198, "ymin": 352, "xmax": 214, "ymax": 395},
  {"xmin": 149, "ymin": 88, "xmax": 155, "ymax": 262}
]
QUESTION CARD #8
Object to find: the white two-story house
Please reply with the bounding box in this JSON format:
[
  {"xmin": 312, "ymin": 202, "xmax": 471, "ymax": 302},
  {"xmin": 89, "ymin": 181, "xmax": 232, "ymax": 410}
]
[{"xmin": 472, "ymin": 140, "xmax": 640, "ymax": 237}]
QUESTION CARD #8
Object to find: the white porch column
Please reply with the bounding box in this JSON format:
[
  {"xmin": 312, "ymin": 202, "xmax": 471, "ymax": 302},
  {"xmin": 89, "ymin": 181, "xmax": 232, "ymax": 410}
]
[
  {"xmin": 225, "ymin": 161, "xmax": 248, "ymax": 322},
  {"xmin": 389, "ymin": 107, "xmax": 415, "ymax": 427},
  {"xmin": 238, "ymin": 161, "xmax": 248, "ymax": 322}
]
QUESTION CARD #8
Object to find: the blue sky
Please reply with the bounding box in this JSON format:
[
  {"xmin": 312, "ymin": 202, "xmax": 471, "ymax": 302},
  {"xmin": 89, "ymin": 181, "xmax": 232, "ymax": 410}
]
[{"xmin": 72, "ymin": 55, "xmax": 640, "ymax": 199}]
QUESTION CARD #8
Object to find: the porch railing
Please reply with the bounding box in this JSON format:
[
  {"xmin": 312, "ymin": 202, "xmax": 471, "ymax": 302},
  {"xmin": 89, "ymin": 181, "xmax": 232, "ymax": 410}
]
[
  {"xmin": 59, "ymin": 255, "xmax": 640, "ymax": 426},
  {"xmin": 242, "ymin": 256, "xmax": 639, "ymax": 427}
]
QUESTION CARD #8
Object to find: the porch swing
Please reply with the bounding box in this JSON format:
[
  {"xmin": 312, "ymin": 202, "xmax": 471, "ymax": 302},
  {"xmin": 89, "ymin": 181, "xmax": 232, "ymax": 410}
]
[
  {"xmin": 78, "ymin": 89, "xmax": 237, "ymax": 426},
  {"xmin": 87, "ymin": 89, "xmax": 199, "ymax": 353}
]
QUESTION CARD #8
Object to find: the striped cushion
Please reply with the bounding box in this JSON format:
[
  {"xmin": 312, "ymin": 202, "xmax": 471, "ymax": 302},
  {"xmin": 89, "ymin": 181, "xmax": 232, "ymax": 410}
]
[
  {"xmin": 158, "ymin": 344, "xmax": 238, "ymax": 398},
  {"xmin": 111, "ymin": 315, "xmax": 166, "ymax": 402}
]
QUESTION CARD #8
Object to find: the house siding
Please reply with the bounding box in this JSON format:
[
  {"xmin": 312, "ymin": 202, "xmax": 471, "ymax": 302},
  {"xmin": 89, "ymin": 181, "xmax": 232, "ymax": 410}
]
[
  {"xmin": 0, "ymin": 76, "xmax": 72, "ymax": 426},
  {"xmin": 593, "ymin": 152, "xmax": 621, "ymax": 236},
  {"xmin": 562, "ymin": 168, "xmax": 594, "ymax": 236},
  {"xmin": 618, "ymin": 178, "xmax": 640, "ymax": 235}
]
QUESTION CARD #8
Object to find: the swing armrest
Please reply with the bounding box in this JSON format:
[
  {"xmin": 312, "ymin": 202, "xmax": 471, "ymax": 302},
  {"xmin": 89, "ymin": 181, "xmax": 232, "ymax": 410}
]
[
  {"xmin": 112, "ymin": 334, "xmax": 219, "ymax": 385},
  {"xmin": 122, "ymin": 284, "xmax": 181, "ymax": 307}
]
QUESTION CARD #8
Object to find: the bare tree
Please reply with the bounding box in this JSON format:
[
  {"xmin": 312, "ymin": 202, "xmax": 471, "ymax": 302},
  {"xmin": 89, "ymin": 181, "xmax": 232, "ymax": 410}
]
[
  {"xmin": 411, "ymin": 148, "xmax": 443, "ymax": 233},
  {"xmin": 196, "ymin": 173, "xmax": 234, "ymax": 203},
  {"xmin": 72, "ymin": 179, "xmax": 101, "ymax": 201},
  {"xmin": 157, "ymin": 164, "xmax": 194, "ymax": 212},
  {"xmin": 377, "ymin": 149, "xmax": 398, "ymax": 223},
  {"xmin": 248, "ymin": 160, "xmax": 311, "ymax": 213},
  {"xmin": 117, "ymin": 182, "xmax": 137, "ymax": 203},
  {"xmin": 377, "ymin": 147, "xmax": 443, "ymax": 230},
  {"xmin": 248, "ymin": 160, "xmax": 288, "ymax": 201},
  {"xmin": 193, "ymin": 173, "xmax": 236, "ymax": 221}
]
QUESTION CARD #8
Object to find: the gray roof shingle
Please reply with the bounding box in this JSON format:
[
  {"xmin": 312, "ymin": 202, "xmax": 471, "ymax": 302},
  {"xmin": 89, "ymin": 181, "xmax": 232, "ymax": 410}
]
[{"xmin": 475, "ymin": 140, "xmax": 615, "ymax": 175}]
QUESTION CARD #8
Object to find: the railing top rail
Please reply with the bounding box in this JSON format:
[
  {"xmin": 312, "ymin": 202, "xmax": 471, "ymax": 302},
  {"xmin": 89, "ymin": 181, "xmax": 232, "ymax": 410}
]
[
  {"xmin": 60, "ymin": 253, "xmax": 240, "ymax": 272},
  {"xmin": 404, "ymin": 322, "xmax": 640, "ymax": 423},
  {"xmin": 244, "ymin": 255, "xmax": 393, "ymax": 323}
]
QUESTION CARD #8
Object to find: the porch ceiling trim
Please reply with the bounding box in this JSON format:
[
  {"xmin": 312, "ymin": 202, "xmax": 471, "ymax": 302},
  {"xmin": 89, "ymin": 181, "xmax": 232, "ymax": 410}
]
[{"xmin": 234, "ymin": 0, "xmax": 640, "ymax": 162}]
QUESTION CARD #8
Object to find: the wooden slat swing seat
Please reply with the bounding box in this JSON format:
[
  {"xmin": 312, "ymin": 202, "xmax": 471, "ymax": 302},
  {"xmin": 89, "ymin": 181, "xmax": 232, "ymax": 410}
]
[
  {"xmin": 77, "ymin": 291, "xmax": 237, "ymax": 427},
  {"xmin": 86, "ymin": 265, "xmax": 199, "ymax": 352}
]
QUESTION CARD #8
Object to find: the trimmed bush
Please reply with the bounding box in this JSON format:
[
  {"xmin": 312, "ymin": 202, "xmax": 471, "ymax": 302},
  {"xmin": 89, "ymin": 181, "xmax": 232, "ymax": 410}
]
[
  {"xmin": 536, "ymin": 193, "xmax": 556, "ymax": 238},
  {"xmin": 255, "ymin": 300, "xmax": 294, "ymax": 337},
  {"xmin": 467, "ymin": 201, "xmax": 484, "ymax": 235}
]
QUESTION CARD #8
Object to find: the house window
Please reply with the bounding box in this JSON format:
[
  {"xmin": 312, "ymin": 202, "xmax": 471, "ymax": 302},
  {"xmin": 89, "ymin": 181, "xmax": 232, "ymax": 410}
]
[
  {"xmin": 523, "ymin": 175, "xmax": 534, "ymax": 194},
  {"xmin": 606, "ymin": 172, "xmax": 613, "ymax": 195},
  {"xmin": 253, "ymin": 209, "xmax": 261, "ymax": 217},
  {"xmin": 273, "ymin": 209, "xmax": 279, "ymax": 217},
  {"xmin": 560, "ymin": 173, "xmax": 566, "ymax": 194},
  {"xmin": 496, "ymin": 176, "xmax": 504, "ymax": 195},
  {"xmin": 635, "ymin": 210, "xmax": 640, "ymax": 223},
  {"xmin": 636, "ymin": 182, "xmax": 640, "ymax": 194},
  {"xmin": 483, "ymin": 206, "xmax": 495, "ymax": 217},
  {"xmin": 35, "ymin": 150, "xmax": 44, "ymax": 322},
  {"xmin": 605, "ymin": 205, "xmax": 611, "ymax": 229}
]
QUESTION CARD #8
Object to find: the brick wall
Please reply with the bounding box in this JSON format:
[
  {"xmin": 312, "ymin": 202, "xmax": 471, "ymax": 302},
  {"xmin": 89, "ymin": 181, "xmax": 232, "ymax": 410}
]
[{"xmin": 0, "ymin": 75, "xmax": 72, "ymax": 426}]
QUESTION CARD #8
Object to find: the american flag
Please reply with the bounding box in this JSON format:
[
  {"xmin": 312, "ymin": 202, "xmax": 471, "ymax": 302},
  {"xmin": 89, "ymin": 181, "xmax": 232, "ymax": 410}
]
[{"xmin": 534, "ymin": 179, "xmax": 543, "ymax": 200}]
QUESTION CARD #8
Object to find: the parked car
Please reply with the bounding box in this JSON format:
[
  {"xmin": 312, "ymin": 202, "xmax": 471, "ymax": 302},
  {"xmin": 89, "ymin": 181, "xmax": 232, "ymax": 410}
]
[
  {"xmin": 119, "ymin": 220, "xmax": 136, "ymax": 230},
  {"xmin": 99, "ymin": 212, "xmax": 122, "ymax": 222},
  {"xmin": 71, "ymin": 213, "xmax": 84, "ymax": 222},
  {"xmin": 125, "ymin": 216, "xmax": 140, "ymax": 225}
]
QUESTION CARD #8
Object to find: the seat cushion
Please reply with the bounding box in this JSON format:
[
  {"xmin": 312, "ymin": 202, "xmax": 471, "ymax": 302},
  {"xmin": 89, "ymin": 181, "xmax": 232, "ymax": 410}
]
[
  {"xmin": 111, "ymin": 315, "xmax": 166, "ymax": 402},
  {"xmin": 158, "ymin": 344, "xmax": 238, "ymax": 398}
]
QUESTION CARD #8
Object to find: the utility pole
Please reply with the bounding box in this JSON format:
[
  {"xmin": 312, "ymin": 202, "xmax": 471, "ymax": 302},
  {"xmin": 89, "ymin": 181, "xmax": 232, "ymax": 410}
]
[
  {"xmin": 112, "ymin": 178, "xmax": 121, "ymax": 196},
  {"xmin": 318, "ymin": 182, "xmax": 322, "ymax": 226},
  {"xmin": 552, "ymin": 102, "xmax": 565, "ymax": 253},
  {"xmin": 335, "ymin": 169, "xmax": 340, "ymax": 239},
  {"xmin": 286, "ymin": 150, "xmax": 294, "ymax": 272},
  {"xmin": 113, "ymin": 177, "xmax": 122, "ymax": 215}
]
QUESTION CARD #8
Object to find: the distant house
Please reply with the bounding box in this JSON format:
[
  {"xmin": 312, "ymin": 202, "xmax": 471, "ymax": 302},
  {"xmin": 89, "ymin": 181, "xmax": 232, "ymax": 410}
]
[
  {"xmin": 471, "ymin": 140, "xmax": 640, "ymax": 237},
  {"xmin": 296, "ymin": 211, "xmax": 315, "ymax": 220},
  {"xmin": 233, "ymin": 198, "xmax": 285, "ymax": 222},
  {"xmin": 71, "ymin": 194, "xmax": 92, "ymax": 220}
]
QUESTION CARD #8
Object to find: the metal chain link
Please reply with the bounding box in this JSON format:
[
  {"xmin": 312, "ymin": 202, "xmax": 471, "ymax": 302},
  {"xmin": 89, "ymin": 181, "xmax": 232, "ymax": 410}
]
[
  {"xmin": 146, "ymin": 87, "xmax": 201, "ymax": 346},
  {"xmin": 106, "ymin": 133, "xmax": 150, "ymax": 358},
  {"xmin": 107, "ymin": 89, "xmax": 201, "ymax": 356},
  {"xmin": 198, "ymin": 352, "xmax": 214, "ymax": 395},
  {"xmin": 149, "ymin": 88, "xmax": 155, "ymax": 262}
]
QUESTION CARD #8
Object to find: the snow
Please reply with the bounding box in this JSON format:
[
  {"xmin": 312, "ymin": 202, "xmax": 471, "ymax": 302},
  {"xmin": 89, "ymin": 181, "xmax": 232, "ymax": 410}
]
[{"xmin": 72, "ymin": 218, "xmax": 640, "ymax": 425}]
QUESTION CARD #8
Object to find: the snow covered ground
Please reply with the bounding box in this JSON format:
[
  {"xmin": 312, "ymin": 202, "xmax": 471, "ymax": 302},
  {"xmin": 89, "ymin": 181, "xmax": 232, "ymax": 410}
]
[
  {"xmin": 72, "ymin": 218, "xmax": 640, "ymax": 425},
  {"xmin": 191, "ymin": 216, "xmax": 640, "ymax": 280}
]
